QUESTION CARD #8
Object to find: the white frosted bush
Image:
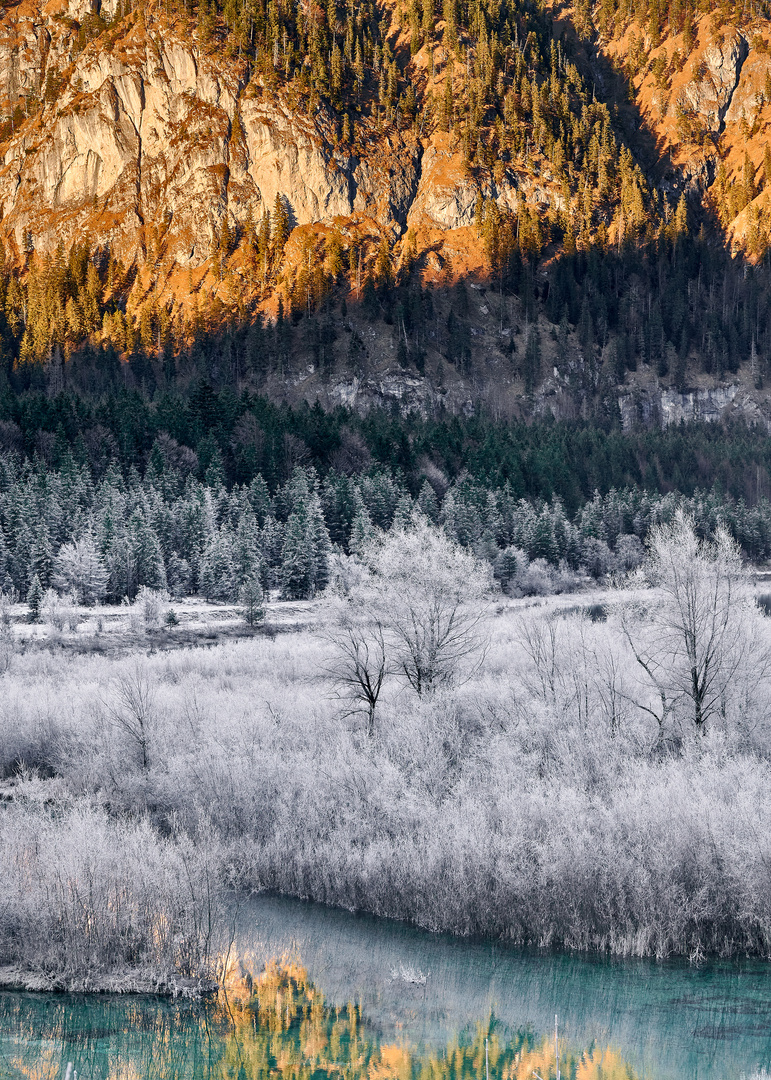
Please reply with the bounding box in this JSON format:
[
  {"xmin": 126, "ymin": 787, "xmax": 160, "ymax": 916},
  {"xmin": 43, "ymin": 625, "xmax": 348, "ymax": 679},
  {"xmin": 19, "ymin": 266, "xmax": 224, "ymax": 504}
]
[
  {"xmin": 0, "ymin": 800, "xmax": 221, "ymax": 987},
  {"xmin": 40, "ymin": 588, "xmax": 79, "ymax": 632},
  {"xmin": 133, "ymin": 586, "xmax": 169, "ymax": 630}
]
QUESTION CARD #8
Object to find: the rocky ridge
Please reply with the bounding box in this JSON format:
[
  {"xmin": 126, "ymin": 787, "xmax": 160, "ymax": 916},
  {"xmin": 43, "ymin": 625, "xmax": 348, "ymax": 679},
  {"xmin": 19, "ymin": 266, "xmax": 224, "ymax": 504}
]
[{"xmin": 0, "ymin": 0, "xmax": 765, "ymax": 273}]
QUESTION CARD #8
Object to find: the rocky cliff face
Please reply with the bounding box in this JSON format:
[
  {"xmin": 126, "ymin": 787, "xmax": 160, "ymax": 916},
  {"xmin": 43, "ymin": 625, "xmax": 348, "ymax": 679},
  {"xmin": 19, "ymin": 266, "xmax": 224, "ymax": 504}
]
[
  {"xmin": 0, "ymin": 2, "xmax": 495, "ymax": 268},
  {"xmin": 601, "ymin": 9, "xmax": 771, "ymax": 240},
  {"xmin": 0, "ymin": 0, "xmax": 585, "ymax": 281},
  {"xmin": 0, "ymin": 11, "xmax": 413, "ymax": 261},
  {"xmin": 0, "ymin": 0, "xmax": 767, "ymax": 271}
]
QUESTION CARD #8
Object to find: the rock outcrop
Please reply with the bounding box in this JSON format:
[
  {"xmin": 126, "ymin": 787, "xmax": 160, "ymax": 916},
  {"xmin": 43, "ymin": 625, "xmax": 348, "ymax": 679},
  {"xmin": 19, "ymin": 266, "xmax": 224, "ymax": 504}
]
[
  {"xmin": 682, "ymin": 30, "xmax": 748, "ymax": 134},
  {"xmin": 0, "ymin": 0, "xmax": 575, "ymax": 272},
  {"xmin": 0, "ymin": 8, "xmax": 429, "ymax": 262}
]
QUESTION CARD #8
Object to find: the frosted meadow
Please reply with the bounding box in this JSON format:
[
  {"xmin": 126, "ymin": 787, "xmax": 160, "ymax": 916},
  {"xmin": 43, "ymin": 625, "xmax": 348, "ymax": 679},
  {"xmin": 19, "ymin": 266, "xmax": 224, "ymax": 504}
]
[{"xmin": 2, "ymin": 511, "xmax": 771, "ymax": 1000}]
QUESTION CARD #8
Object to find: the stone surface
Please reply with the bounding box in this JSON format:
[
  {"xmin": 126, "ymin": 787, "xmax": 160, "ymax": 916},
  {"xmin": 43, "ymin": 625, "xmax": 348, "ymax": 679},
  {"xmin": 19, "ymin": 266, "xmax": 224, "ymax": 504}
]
[{"xmin": 682, "ymin": 30, "xmax": 748, "ymax": 133}]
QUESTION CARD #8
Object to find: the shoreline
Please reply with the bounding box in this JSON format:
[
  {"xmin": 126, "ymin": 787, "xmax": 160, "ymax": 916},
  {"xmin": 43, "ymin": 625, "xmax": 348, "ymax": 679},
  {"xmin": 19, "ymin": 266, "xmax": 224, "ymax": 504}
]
[
  {"xmin": 0, "ymin": 965, "xmax": 218, "ymax": 997},
  {"xmin": 2, "ymin": 884, "xmax": 771, "ymax": 1001}
]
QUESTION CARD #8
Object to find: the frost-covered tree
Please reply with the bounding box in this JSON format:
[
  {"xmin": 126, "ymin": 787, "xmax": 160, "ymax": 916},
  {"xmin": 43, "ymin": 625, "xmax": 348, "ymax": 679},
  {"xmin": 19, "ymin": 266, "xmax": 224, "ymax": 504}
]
[
  {"xmin": 280, "ymin": 492, "xmax": 331, "ymax": 599},
  {"xmin": 348, "ymin": 495, "xmax": 376, "ymax": 556},
  {"xmin": 619, "ymin": 512, "xmax": 770, "ymax": 733},
  {"xmin": 103, "ymin": 662, "xmax": 156, "ymax": 770},
  {"xmin": 133, "ymin": 586, "xmax": 168, "ymax": 630},
  {"xmin": 199, "ymin": 528, "xmax": 236, "ymax": 602},
  {"xmin": 239, "ymin": 574, "xmax": 265, "ymax": 628},
  {"xmin": 231, "ymin": 511, "xmax": 263, "ymax": 589},
  {"xmin": 362, "ymin": 514, "xmax": 491, "ymax": 696},
  {"xmin": 27, "ymin": 573, "xmax": 43, "ymax": 622},
  {"xmin": 52, "ymin": 531, "xmax": 108, "ymax": 605},
  {"xmin": 106, "ymin": 516, "xmax": 166, "ymax": 600}
]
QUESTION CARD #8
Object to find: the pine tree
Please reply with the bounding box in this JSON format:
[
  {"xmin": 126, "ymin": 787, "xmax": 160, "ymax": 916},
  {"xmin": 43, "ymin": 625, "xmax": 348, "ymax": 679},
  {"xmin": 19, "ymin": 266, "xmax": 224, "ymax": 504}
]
[
  {"xmin": 232, "ymin": 510, "xmax": 263, "ymax": 587},
  {"xmin": 326, "ymin": 231, "xmax": 344, "ymax": 281},
  {"xmin": 743, "ymin": 150, "xmax": 757, "ymax": 210},
  {"xmin": 52, "ymin": 531, "xmax": 109, "ymax": 606},
  {"xmin": 199, "ymin": 527, "xmax": 237, "ymax": 601},
  {"xmin": 375, "ymin": 237, "xmax": 393, "ymax": 291},
  {"xmin": 416, "ymin": 480, "xmax": 439, "ymax": 522},
  {"xmin": 129, "ymin": 514, "xmax": 167, "ymax": 596},
  {"xmin": 440, "ymin": 73, "xmax": 454, "ymax": 131},
  {"xmin": 27, "ymin": 572, "xmax": 43, "ymax": 622},
  {"xmin": 272, "ymin": 195, "xmax": 290, "ymax": 269},
  {"xmin": 331, "ymin": 42, "xmax": 343, "ymax": 102},
  {"xmin": 239, "ymin": 574, "xmax": 265, "ymax": 626},
  {"xmin": 280, "ymin": 492, "xmax": 331, "ymax": 598},
  {"xmin": 349, "ymin": 496, "xmax": 376, "ymax": 554},
  {"xmin": 673, "ymin": 194, "xmax": 688, "ymax": 239}
]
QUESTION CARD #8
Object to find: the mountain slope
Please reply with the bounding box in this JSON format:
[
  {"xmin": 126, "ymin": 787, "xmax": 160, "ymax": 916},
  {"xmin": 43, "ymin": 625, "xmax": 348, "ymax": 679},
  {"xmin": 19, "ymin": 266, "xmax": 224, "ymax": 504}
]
[{"xmin": 0, "ymin": 0, "xmax": 769, "ymax": 424}]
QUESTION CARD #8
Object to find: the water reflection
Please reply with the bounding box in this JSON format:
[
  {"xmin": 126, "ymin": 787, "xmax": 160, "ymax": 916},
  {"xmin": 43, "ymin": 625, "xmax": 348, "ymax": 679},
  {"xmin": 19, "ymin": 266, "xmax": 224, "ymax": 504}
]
[
  {"xmin": 0, "ymin": 958, "xmax": 640, "ymax": 1080},
  {"xmin": 236, "ymin": 894, "xmax": 771, "ymax": 1080},
  {"xmin": 4, "ymin": 892, "xmax": 771, "ymax": 1080}
]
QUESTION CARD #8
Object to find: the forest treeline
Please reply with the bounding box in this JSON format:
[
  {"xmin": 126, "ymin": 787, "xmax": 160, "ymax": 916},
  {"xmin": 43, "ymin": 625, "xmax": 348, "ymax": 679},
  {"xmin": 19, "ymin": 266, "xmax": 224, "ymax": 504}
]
[{"xmin": 7, "ymin": 441, "xmax": 771, "ymax": 607}]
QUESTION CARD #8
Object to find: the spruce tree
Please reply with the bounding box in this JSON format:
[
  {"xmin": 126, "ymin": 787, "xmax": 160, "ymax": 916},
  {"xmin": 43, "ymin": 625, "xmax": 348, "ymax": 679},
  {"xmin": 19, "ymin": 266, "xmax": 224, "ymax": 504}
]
[
  {"xmin": 239, "ymin": 574, "xmax": 265, "ymax": 627},
  {"xmin": 27, "ymin": 573, "xmax": 43, "ymax": 622},
  {"xmin": 280, "ymin": 492, "xmax": 331, "ymax": 598}
]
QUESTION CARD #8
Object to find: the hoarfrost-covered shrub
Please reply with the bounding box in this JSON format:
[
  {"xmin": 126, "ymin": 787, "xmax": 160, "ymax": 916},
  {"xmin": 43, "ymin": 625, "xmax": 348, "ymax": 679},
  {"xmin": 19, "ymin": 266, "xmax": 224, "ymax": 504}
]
[
  {"xmin": 615, "ymin": 533, "xmax": 645, "ymax": 572},
  {"xmin": 0, "ymin": 589, "xmax": 14, "ymax": 628},
  {"xmin": 0, "ymin": 800, "xmax": 221, "ymax": 987},
  {"xmin": 494, "ymin": 549, "xmax": 580, "ymax": 597},
  {"xmin": 517, "ymin": 557, "xmax": 554, "ymax": 596},
  {"xmin": 41, "ymin": 589, "xmax": 79, "ymax": 632},
  {"xmin": 325, "ymin": 549, "xmax": 372, "ymax": 597},
  {"xmin": 133, "ymin": 586, "xmax": 169, "ymax": 630}
]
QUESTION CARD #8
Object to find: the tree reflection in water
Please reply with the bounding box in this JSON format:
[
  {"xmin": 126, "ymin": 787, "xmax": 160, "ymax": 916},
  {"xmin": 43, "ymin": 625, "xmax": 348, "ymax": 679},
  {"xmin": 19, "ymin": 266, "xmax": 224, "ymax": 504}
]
[{"xmin": 0, "ymin": 958, "xmax": 640, "ymax": 1080}]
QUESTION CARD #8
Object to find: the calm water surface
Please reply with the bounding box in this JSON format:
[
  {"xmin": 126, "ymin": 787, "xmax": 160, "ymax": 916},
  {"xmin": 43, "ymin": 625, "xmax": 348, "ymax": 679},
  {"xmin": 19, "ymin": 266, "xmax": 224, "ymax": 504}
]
[{"xmin": 2, "ymin": 893, "xmax": 771, "ymax": 1080}]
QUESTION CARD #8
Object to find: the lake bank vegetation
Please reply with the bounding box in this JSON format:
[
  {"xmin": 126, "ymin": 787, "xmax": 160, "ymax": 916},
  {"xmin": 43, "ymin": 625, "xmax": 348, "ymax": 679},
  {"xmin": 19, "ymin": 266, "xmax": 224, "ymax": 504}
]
[
  {"xmin": 0, "ymin": 800, "xmax": 221, "ymax": 993},
  {"xmin": 2, "ymin": 512, "xmax": 771, "ymax": 987}
]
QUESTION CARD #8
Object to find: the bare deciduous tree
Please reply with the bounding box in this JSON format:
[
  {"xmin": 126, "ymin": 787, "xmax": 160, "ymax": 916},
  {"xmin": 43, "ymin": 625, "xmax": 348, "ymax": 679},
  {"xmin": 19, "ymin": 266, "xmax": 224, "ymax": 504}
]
[
  {"xmin": 618, "ymin": 512, "xmax": 770, "ymax": 734},
  {"xmin": 324, "ymin": 608, "xmax": 388, "ymax": 735},
  {"xmin": 323, "ymin": 519, "xmax": 491, "ymax": 730},
  {"xmin": 103, "ymin": 662, "xmax": 156, "ymax": 770},
  {"xmin": 363, "ymin": 515, "xmax": 491, "ymax": 697}
]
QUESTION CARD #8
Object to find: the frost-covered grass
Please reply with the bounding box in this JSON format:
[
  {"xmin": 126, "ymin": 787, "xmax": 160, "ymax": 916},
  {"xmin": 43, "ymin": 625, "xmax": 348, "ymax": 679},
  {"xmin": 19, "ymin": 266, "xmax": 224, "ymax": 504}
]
[{"xmin": 3, "ymin": 573, "xmax": 771, "ymax": 971}]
